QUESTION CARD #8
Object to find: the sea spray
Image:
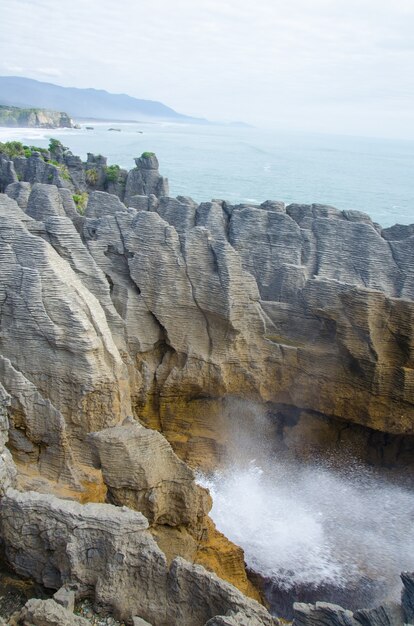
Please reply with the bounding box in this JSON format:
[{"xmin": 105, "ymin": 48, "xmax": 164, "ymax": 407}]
[{"xmin": 197, "ymin": 402, "xmax": 414, "ymax": 613}]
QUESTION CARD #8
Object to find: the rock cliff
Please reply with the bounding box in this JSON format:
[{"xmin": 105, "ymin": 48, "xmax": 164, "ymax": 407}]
[
  {"xmin": 0, "ymin": 105, "xmax": 73, "ymax": 128},
  {"xmin": 0, "ymin": 147, "xmax": 413, "ymax": 624}
]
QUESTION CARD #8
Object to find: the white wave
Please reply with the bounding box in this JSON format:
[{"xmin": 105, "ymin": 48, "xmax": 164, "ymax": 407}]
[{"xmin": 197, "ymin": 404, "xmax": 414, "ymax": 600}]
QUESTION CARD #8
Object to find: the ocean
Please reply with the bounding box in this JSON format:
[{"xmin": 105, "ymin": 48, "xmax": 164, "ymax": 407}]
[{"xmin": 1, "ymin": 122, "xmax": 413, "ymax": 228}]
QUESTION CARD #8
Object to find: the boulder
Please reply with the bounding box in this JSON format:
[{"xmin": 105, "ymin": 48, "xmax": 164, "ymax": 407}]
[
  {"xmin": 53, "ymin": 586, "xmax": 76, "ymax": 612},
  {"xmin": 18, "ymin": 598, "xmax": 89, "ymax": 626},
  {"xmin": 88, "ymin": 419, "xmax": 211, "ymax": 527}
]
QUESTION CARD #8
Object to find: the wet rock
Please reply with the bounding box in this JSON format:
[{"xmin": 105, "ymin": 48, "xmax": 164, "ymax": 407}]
[
  {"xmin": 293, "ymin": 601, "xmax": 359, "ymax": 625},
  {"xmin": 401, "ymin": 571, "xmax": 414, "ymax": 623},
  {"xmin": 354, "ymin": 601, "xmax": 405, "ymax": 626}
]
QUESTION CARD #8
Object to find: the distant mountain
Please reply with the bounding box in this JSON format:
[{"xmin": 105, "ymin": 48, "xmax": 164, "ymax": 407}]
[{"xmin": 0, "ymin": 76, "xmax": 207, "ymax": 124}]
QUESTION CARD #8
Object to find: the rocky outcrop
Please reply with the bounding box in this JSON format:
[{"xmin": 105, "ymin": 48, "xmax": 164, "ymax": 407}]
[
  {"xmin": 88, "ymin": 419, "xmax": 211, "ymax": 526},
  {"xmin": 292, "ymin": 599, "xmax": 407, "ymax": 626},
  {"xmin": 124, "ymin": 154, "xmax": 169, "ymax": 205},
  {"xmin": 85, "ymin": 190, "xmax": 127, "ymax": 218},
  {"xmin": 0, "ymin": 489, "xmax": 277, "ymax": 626},
  {"xmin": 0, "ymin": 105, "xmax": 73, "ymax": 128},
  {"xmin": 0, "ymin": 155, "xmax": 18, "ymax": 191},
  {"xmin": 0, "ymin": 148, "xmax": 413, "ymax": 623}
]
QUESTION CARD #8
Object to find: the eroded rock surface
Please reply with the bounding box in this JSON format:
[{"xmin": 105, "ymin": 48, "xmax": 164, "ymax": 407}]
[
  {"xmin": 19, "ymin": 598, "xmax": 89, "ymax": 626},
  {"xmin": 0, "ymin": 151, "xmax": 413, "ymax": 622},
  {"xmin": 0, "ymin": 490, "xmax": 277, "ymax": 626}
]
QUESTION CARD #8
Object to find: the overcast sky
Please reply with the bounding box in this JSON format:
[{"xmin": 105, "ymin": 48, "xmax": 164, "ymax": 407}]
[{"xmin": 1, "ymin": 0, "xmax": 414, "ymax": 138}]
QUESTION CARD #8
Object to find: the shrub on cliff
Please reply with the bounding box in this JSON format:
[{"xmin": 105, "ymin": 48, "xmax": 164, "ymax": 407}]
[
  {"xmin": 85, "ymin": 168, "xmax": 99, "ymax": 186},
  {"xmin": 72, "ymin": 192, "xmax": 88, "ymax": 214},
  {"xmin": 141, "ymin": 151, "xmax": 156, "ymax": 158},
  {"xmin": 0, "ymin": 141, "xmax": 26, "ymax": 158},
  {"xmin": 104, "ymin": 164, "xmax": 121, "ymax": 183},
  {"xmin": 48, "ymin": 138, "xmax": 67, "ymax": 154}
]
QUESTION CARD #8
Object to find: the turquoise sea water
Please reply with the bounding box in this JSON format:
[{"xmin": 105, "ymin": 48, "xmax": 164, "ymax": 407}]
[{"xmin": 1, "ymin": 123, "xmax": 413, "ymax": 227}]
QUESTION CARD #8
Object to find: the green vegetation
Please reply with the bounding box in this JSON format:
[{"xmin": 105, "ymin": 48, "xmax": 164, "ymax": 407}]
[
  {"xmin": 0, "ymin": 140, "xmax": 48, "ymax": 160},
  {"xmin": 104, "ymin": 164, "xmax": 121, "ymax": 183},
  {"xmin": 72, "ymin": 192, "xmax": 88, "ymax": 215},
  {"xmin": 85, "ymin": 168, "xmax": 99, "ymax": 186},
  {"xmin": 48, "ymin": 138, "xmax": 67, "ymax": 154},
  {"xmin": 141, "ymin": 151, "xmax": 156, "ymax": 158},
  {"xmin": 58, "ymin": 164, "xmax": 71, "ymax": 181},
  {"xmin": 0, "ymin": 141, "xmax": 26, "ymax": 158}
]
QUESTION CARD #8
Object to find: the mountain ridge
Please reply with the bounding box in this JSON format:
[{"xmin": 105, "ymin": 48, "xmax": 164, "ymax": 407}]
[{"xmin": 0, "ymin": 75, "xmax": 208, "ymax": 124}]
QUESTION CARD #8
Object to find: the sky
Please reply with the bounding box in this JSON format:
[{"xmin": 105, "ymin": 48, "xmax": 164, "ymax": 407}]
[{"xmin": 1, "ymin": 0, "xmax": 414, "ymax": 139}]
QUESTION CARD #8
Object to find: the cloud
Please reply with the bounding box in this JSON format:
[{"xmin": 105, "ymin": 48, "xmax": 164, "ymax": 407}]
[
  {"xmin": 0, "ymin": 0, "xmax": 413, "ymax": 137},
  {"xmin": 35, "ymin": 67, "xmax": 62, "ymax": 77},
  {"xmin": 4, "ymin": 64, "xmax": 24, "ymax": 73}
]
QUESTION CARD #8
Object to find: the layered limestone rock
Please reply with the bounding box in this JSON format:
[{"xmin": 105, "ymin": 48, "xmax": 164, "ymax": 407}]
[
  {"xmin": 0, "ymin": 145, "xmax": 168, "ymax": 203},
  {"xmin": 87, "ymin": 419, "xmax": 259, "ymax": 600},
  {"xmin": 0, "ymin": 489, "xmax": 278, "ymax": 626},
  {"xmin": 292, "ymin": 600, "xmax": 406, "ymax": 626},
  {"xmin": 0, "ymin": 384, "xmax": 17, "ymax": 496},
  {"xmin": 124, "ymin": 154, "xmax": 169, "ymax": 205},
  {"xmin": 0, "ymin": 151, "xmax": 414, "ymax": 620}
]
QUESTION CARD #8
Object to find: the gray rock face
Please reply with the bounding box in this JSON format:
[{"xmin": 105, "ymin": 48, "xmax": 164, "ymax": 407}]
[
  {"xmin": 124, "ymin": 155, "xmax": 169, "ymax": 205},
  {"xmin": 293, "ymin": 601, "xmax": 359, "ymax": 626},
  {"xmin": 354, "ymin": 602, "xmax": 405, "ymax": 626},
  {"xmin": 0, "ymin": 155, "xmax": 18, "ymax": 191},
  {"xmin": 0, "ymin": 384, "xmax": 17, "ymax": 496},
  {"xmin": 18, "ymin": 598, "xmax": 89, "ymax": 626},
  {"xmin": 401, "ymin": 571, "xmax": 414, "ymax": 623},
  {"xmin": 0, "ymin": 489, "xmax": 277, "ymax": 626},
  {"xmin": 85, "ymin": 190, "xmax": 127, "ymax": 218},
  {"xmin": 168, "ymin": 558, "xmax": 278, "ymax": 626},
  {"xmin": 156, "ymin": 196, "xmax": 197, "ymax": 233},
  {"xmin": 13, "ymin": 153, "xmax": 71, "ymax": 189},
  {"xmin": 26, "ymin": 183, "xmax": 67, "ymax": 220},
  {"xmin": 293, "ymin": 600, "xmax": 406, "ymax": 626},
  {"xmin": 5, "ymin": 181, "xmax": 31, "ymax": 208},
  {"xmin": 0, "ymin": 193, "xmax": 131, "ymax": 486}
]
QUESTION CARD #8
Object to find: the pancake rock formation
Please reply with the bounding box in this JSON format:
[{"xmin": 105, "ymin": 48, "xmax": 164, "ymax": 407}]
[{"xmin": 0, "ymin": 145, "xmax": 413, "ymax": 624}]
